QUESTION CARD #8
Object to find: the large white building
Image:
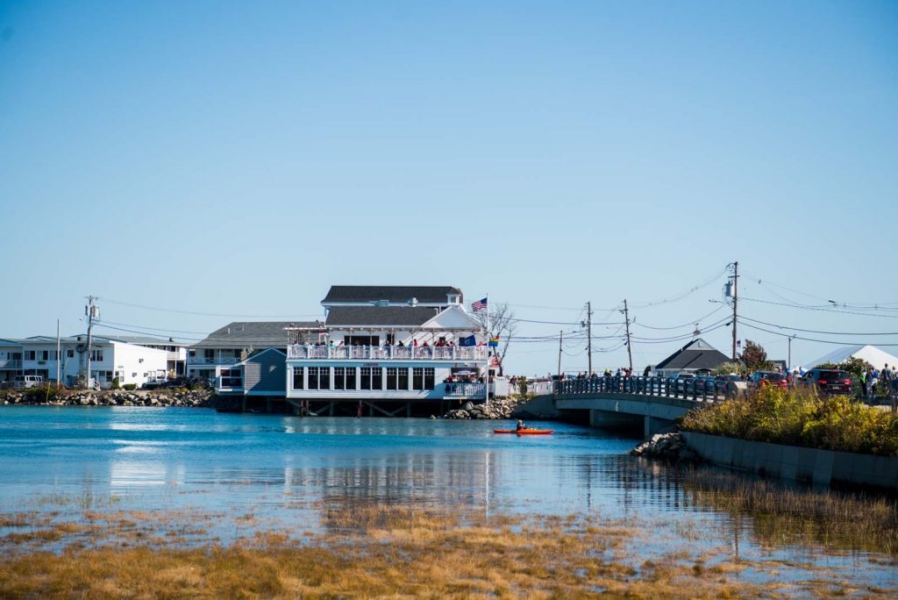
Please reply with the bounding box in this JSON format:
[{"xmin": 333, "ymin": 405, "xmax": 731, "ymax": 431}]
[
  {"xmin": 284, "ymin": 285, "xmax": 490, "ymax": 411},
  {"xmin": 0, "ymin": 335, "xmax": 170, "ymax": 388}
]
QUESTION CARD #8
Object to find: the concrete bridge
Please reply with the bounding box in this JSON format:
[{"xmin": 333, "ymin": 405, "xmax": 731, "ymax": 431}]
[{"xmin": 552, "ymin": 376, "xmax": 739, "ymax": 436}]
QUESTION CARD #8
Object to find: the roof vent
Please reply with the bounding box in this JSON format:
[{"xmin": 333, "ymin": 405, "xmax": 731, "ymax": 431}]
[{"xmin": 408, "ymin": 297, "xmax": 418, "ymax": 307}]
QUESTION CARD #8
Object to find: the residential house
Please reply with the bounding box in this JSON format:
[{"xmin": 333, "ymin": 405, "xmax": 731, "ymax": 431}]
[{"xmin": 653, "ymin": 338, "xmax": 730, "ymax": 377}]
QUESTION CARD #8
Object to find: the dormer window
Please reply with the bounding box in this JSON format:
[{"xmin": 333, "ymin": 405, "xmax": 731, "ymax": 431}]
[{"xmin": 447, "ymin": 294, "xmax": 460, "ymax": 305}]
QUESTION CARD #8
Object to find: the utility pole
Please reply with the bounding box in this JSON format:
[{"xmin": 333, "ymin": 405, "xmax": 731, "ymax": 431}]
[
  {"xmin": 788, "ymin": 335, "xmax": 795, "ymax": 372},
  {"xmin": 730, "ymin": 261, "xmax": 739, "ymax": 360},
  {"xmin": 557, "ymin": 330, "xmax": 563, "ymax": 378},
  {"xmin": 85, "ymin": 296, "xmax": 98, "ymax": 389},
  {"xmin": 622, "ymin": 299, "xmax": 633, "ymax": 372},
  {"xmin": 586, "ymin": 301, "xmax": 593, "ymax": 375},
  {"xmin": 56, "ymin": 320, "xmax": 61, "ymax": 388}
]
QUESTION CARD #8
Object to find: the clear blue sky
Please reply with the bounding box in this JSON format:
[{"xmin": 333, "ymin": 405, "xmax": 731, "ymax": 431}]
[{"xmin": 1, "ymin": 1, "xmax": 896, "ymax": 376}]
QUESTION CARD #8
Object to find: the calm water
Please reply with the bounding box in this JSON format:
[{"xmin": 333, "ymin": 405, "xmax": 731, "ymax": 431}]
[{"xmin": 1, "ymin": 406, "xmax": 897, "ymax": 591}]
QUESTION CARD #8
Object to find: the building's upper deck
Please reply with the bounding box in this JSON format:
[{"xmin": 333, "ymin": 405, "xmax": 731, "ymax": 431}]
[{"xmin": 287, "ymin": 344, "xmax": 487, "ymax": 361}]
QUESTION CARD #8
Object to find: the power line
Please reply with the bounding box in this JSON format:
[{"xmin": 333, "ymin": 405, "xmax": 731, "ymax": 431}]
[
  {"xmin": 627, "ymin": 268, "xmax": 727, "ymax": 309},
  {"xmin": 632, "ymin": 305, "xmax": 725, "ymax": 331},
  {"xmin": 741, "ymin": 297, "xmax": 898, "ymax": 319},
  {"xmin": 102, "ymin": 297, "xmax": 321, "ymax": 319},
  {"xmin": 93, "ymin": 322, "xmax": 205, "ymax": 342},
  {"xmin": 736, "ymin": 319, "xmax": 898, "ymax": 347},
  {"xmin": 737, "ymin": 315, "xmax": 898, "ymax": 336}
]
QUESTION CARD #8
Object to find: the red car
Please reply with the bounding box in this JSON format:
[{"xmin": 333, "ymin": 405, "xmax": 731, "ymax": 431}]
[{"xmin": 748, "ymin": 371, "xmax": 789, "ymax": 391}]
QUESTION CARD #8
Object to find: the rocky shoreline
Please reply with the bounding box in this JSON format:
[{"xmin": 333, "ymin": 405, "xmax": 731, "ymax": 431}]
[
  {"xmin": 0, "ymin": 388, "xmax": 214, "ymax": 408},
  {"xmin": 629, "ymin": 431, "xmax": 699, "ymax": 462},
  {"xmin": 440, "ymin": 394, "xmax": 555, "ymax": 421}
]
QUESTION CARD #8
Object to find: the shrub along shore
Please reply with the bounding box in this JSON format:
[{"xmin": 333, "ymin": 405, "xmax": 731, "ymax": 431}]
[{"xmin": 681, "ymin": 386, "xmax": 898, "ymax": 457}]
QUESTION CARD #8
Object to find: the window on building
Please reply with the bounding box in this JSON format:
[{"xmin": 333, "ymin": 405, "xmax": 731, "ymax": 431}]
[
  {"xmin": 307, "ymin": 367, "xmax": 320, "ymax": 390},
  {"xmin": 25, "ymin": 351, "xmax": 35, "ymax": 361},
  {"xmin": 387, "ymin": 367, "xmax": 408, "ymax": 390},
  {"xmin": 334, "ymin": 367, "xmax": 346, "ymax": 390},
  {"xmin": 40, "ymin": 350, "xmax": 49, "ymax": 361},
  {"xmin": 360, "ymin": 367, "xmax": 382, "ymax": 390},
  {"xmin": 220, "ymin": 368, "xmax": 242, "ymax": 387},
  {"xmin": 319, "ymin": 367, "xmax": 330, "ymax": 390},
  {"xmin": 67, "ymin": 349, "xmax": 74, "ymax": 358},
  {"xmin": 424, "ymin": 368, "xmax": 435, "ymax": 390},
  {"xmin": 346, "ymin": 366, "xmax": 356, "ymax": 390},
  {"xmin": 386, "ymin": 368, "xmax": 397, "ymax": 390},
  {"xmin": 292, "ymin": 367, "xmax": 304, "ymax": 390},
  {"xmin": 90, "ymin": 349, "xmax": 103, "ymax": 362},
  {"xmin": 413, "ymin": 368, "xmax": 424, "ymax": 390}
]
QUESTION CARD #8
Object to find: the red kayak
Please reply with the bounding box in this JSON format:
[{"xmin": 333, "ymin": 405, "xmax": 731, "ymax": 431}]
[{"xmin": 493, "ymin": 428, "xmax": 554, "ymax": 435}]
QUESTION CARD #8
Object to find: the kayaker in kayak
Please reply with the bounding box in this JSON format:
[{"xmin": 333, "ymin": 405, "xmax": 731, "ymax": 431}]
[{"xmin": 516, "ymin": 420, "xmax": 526, "ymax": 431}]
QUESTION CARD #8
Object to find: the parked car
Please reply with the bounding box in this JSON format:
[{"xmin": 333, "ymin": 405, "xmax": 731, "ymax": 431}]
[
  {"xmin": 671, "ymin": 372, "xmax": 696, "ymax": 393},
  {"xmin": 694, "ymin": 375, "xmax": 717, "ymax": 394},
  {"xmin": 747, "ymin": 371, "xmax": 789, "ymax": 392},
  {"xmin": 799, "ymin": 369, "xmax": 853, "ymax": 395},
  {"xmin": 13, "ymin": 375, "xmax": 44, "ymax": 389},
  {"xmin": 714, "ymin": 374, "xmax": 742, "ymax": 386}
]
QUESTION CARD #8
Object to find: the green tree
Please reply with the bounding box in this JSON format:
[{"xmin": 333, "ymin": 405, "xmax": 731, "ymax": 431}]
[{"xmin": 740, "ymin": 339, "xmax": 772, "ymax": 372}]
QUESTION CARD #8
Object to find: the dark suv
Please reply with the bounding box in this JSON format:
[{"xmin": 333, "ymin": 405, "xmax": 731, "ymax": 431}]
[{"xmin": 800, "ymin": 369, "xmax": 853, "ymax": 395}]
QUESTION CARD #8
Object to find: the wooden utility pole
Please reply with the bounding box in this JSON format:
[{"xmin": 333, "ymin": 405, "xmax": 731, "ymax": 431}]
[
  {"xmin": 85, "ymin": 296, "xmax": 98, "ymax": 389},
  {"xmin": 622, "ymin": 299, "xmax": 633, "ymax": 372},
  {"xmin": 731, "ymin": 262, "xmax": 739, "ymax": 360},
  {"xmin": 557, "ymin": 330, "xmax": 563, "ymax": 378},
  {"xmin": 586, "ymin": 302, "xmax": 593, "ymax": 375}
]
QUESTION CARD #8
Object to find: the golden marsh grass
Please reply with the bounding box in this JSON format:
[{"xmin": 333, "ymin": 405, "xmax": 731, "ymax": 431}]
[{"xmin": 1, "ymin": 503, "xmax": 896, "ymax": 598}]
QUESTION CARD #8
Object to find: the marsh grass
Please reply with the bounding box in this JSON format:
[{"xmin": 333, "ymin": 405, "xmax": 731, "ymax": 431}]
[
  {"xmin": 682, "ymin": 467, "xmax": 898, "ymax": 556},
  {"xmin": 1, "ymin": 502, "xmax": 894, "ymax": 598}
]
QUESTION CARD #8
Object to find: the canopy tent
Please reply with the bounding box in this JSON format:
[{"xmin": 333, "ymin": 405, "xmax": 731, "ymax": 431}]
[{"xmin": 803, "ymin": 345, "xmax": 898, "ymax": 371}]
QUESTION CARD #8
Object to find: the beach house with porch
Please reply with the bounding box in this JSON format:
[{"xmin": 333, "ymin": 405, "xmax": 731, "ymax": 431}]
[{"xmin": 284, "ymin": 285, "xmax": 489, "ymax": 416}]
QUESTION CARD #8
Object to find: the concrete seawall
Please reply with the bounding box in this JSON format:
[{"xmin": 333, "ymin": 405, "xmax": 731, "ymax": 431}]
[{"xmin": 682, "ymin": 431, "xmax": 898, "ymax": 491}]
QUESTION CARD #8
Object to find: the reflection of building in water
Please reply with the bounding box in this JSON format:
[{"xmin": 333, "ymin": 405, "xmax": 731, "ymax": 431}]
[{"xmin": 308, "ymin": 452, "xmax": 499, "ymax": 532}]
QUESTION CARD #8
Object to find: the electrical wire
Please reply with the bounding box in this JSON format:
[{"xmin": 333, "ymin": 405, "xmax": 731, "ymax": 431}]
[
  {"xmin": 741, "ymin": 297, "xmax": 898, "ymax": 319},
  {"xmin": 737, "ymin": 315, "xmax": 898, "ymax": 336},
  {"xmin": 736, "ymin": 319, "xmax": 898, "ymax": 347},
  {"xmin": 627, "ymin": 268, "xmax": 727, "ymax": 309},
  {"xmin": 632, "ymin": 305, "xmax": 725, "ymax": 331},
  {"xmin": 93, "ymin": 323, "xmax": 205, "ymax": 342},
  {"xmin": 102, "ymin": 297, "xmax": 321, "ymax": 319}
]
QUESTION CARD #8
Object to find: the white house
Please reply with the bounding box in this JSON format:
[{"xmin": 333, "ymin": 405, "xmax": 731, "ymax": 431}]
[{"xmin": 3, "ymin": 335, "xmax": 169, "ymax": 388}]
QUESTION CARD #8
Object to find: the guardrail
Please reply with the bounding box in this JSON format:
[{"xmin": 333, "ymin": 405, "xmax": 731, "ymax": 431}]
[
  {"xmin": 287, "ymin": 344, "xmax": 487, "ymax": 361},
  {"xmin": 555, "ymin": 376, "xmax": 734, "ymax": 402}
]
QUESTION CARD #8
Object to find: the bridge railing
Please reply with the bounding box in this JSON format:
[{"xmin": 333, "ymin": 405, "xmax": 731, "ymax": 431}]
[{"xmin": 554, "ymin": 376, "xmax": 730, "ymax": 403}]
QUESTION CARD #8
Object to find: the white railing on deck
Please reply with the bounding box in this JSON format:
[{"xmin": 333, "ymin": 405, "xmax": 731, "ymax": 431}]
[
  {"xmin": 287, "ymin": 344, "xmax": 487, "ymax": 361},
  {"xmin": 444, "ymin": 382, "xmax": 487, "ymax": 397},
  {"xmin": 188, "ymin": 357, "xmax": 239, "ymax": 365}
]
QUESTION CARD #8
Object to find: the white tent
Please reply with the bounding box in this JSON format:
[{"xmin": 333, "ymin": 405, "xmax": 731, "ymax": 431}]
[{"xmin": 804, "ymin": 345, "xmax": 898, "ymax": 371}]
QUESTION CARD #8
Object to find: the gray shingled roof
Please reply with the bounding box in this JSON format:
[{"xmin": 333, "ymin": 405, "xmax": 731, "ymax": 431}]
[
  {"xmin": 325, "ymin": 306, "xmax": 441, "ymax": 327},
  {"xmin": 322, "ymin": 286, "xmax": 462, "ymax": 304},
  {"xmin": 654, "ymin": 338, "xmax": 730, "ymax": 371},
  {"xmin": 191, "ymin": 321, "xmax": 318, "ymax": 349}
]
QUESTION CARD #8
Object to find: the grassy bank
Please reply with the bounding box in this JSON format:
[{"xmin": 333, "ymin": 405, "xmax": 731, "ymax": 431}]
[
  {"xmin": 4, "ymin": 503, "xmax": 895, "ymax": 598},
  {"xmin": 681, "ymin": 386, "xmax": 898, "ymax": 456}
]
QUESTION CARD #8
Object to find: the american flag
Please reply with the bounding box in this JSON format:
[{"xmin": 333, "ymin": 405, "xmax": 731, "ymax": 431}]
[{"xmin": 472, "ymin": 297, "xmax": 488, "ymax": 312}]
